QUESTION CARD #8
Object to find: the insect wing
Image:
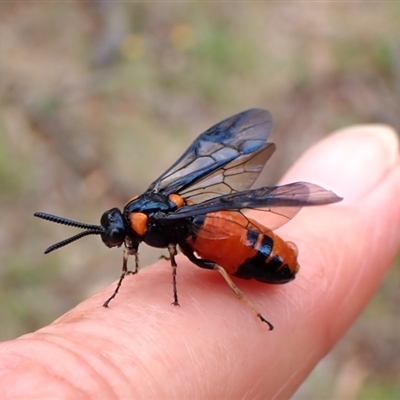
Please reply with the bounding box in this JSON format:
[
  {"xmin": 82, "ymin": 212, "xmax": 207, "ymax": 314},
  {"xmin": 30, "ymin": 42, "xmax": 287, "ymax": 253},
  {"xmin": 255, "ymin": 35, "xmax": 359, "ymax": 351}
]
[
  {"xmin": 179, "ymin": 143, "xmax": 276, "ymax": 203},
  {"xmin": 146, "ymin": 109, "xmax": 274, "ymax": 199},
  {"xmin": 163, "ymin": 182, "xmax": 342, "ymax": 231}
]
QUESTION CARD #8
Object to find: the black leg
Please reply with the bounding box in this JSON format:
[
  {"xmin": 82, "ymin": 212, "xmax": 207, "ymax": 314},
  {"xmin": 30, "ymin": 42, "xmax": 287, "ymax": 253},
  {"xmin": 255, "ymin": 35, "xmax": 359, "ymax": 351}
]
[
  {"xmin": 167, "ymin": 244, "xmax": 180, "ymax": 306},
  {"xmin": 179, "ymin": 244, "xmax": 274, "ymax": 330},
  {"xmin": 179, "ymin": 243, "xmax": 215, "ymax": 270},
  {"xmin": 103, "ymin": 248, "xmax": 139, "ymax": 307}
]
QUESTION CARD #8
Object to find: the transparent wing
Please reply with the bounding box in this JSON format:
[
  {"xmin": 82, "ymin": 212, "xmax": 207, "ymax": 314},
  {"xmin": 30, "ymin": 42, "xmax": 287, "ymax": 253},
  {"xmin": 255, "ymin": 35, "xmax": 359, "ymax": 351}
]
[
  {"xmin": 146, "ymin": 109, "xmax": 274, "ymax": 200},
  {"xmin": 161, "ymin": 181, "xmax": 342, "ymax": 231},
  {"xmin": 179, "ymin": 143, "xmax": 276, "ymax": 203}
]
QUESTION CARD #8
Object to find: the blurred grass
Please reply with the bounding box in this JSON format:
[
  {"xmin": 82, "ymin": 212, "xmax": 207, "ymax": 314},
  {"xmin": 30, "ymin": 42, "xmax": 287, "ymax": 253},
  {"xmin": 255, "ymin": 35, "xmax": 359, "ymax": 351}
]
[{"xmin": 0, "ymin": 2, "xmax": 400, "ymax": 398}]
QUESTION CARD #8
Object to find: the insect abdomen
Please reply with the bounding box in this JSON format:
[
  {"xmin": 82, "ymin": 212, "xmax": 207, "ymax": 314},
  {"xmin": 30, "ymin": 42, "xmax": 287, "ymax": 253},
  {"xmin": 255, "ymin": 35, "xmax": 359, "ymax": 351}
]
[
  {"xmin": 233, "ymin": 230, "xmax": 299, "ymax": 284},
  {"xmin": 187, "ymin": 211, "xmax": 299, "ymax": 284}
]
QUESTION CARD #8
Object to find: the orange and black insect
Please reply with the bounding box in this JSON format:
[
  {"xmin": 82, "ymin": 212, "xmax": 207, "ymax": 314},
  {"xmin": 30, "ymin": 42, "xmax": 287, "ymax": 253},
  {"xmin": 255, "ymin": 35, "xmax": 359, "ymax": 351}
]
[{"xmin": 34, "ymin": 109, "xmax": 341, "ymax": 330}]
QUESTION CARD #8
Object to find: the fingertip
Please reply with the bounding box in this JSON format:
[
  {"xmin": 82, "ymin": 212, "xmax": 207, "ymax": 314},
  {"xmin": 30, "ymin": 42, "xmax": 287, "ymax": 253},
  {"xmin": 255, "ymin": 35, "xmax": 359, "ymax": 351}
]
[{"xmin": 282, "ymin": 124, "xmax": 400, "ymax": 203}]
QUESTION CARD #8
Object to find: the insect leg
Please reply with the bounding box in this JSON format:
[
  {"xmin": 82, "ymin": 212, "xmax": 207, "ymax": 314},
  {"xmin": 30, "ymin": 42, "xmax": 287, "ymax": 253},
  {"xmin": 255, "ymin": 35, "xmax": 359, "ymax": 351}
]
[
  {"xmin": 167, "ymin": 243, "xmax": 180, "ymax": 307},
  {"xmin": 103, "ymin": 247, "xmax": 139, "ymax": 307},
  {"xmin": 180, "ymin": 244, "xmax": 273, "ymax": 330},
  {"xmin": 214, "ymin": 264, "xmax": 273, "ymax": 330}
]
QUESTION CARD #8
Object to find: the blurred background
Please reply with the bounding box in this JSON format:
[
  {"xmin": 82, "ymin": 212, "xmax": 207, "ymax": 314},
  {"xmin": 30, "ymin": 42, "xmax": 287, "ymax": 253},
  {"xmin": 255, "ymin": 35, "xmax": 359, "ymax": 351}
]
[{"xmin": 1, "ymin": 1, "xmax": 399, "ymax": 398}]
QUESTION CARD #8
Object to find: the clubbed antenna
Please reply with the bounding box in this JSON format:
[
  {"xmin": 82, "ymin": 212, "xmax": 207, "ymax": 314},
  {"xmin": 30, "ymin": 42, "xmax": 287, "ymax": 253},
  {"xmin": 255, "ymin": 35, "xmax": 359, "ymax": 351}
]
[{"xmin": 34, "ymin": 212, "xmax": 104, "ymax": 254}]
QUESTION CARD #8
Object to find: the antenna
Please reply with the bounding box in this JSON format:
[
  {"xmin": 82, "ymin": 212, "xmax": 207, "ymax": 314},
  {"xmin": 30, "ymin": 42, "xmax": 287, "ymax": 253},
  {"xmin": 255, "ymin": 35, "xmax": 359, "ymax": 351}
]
[{"xmin": 34, "ymin": 212, "xmax": 104, "ymax": 254}]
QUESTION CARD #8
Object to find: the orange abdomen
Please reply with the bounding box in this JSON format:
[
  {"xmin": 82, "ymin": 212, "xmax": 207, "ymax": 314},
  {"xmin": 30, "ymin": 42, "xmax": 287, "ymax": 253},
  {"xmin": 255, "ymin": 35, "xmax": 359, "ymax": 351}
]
[{"xmin": 186, "ymin": 211, "xmax": 299, "ymax": 284}]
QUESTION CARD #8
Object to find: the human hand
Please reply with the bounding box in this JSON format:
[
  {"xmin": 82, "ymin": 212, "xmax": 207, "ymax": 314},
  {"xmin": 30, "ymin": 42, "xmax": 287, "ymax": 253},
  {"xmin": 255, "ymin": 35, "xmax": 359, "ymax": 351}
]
[{"xmin": 1, "ymin": 124, "xmax": 399, "ymax": 399}]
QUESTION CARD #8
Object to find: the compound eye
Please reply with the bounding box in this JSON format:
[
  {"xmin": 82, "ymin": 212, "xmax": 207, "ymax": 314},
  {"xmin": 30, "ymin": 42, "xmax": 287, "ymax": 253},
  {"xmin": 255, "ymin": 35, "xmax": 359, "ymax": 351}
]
[
  {"xmin": 100, "ymin": 208, "xmax": 126, "ymax": 248},
  {"xmin": 106, "ymin": 227, "xmax": 126, "ymax": 247}
]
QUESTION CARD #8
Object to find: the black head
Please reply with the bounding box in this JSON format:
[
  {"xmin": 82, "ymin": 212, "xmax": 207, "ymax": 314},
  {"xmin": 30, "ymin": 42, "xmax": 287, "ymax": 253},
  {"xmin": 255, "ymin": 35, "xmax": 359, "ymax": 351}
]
[
  {"xmin": 34, "ymin": 208, "xmax": 128, "ymax": 254},
  {"xmin": 99, "ymin": 208, "xmax": 127, "ymax": 248}
]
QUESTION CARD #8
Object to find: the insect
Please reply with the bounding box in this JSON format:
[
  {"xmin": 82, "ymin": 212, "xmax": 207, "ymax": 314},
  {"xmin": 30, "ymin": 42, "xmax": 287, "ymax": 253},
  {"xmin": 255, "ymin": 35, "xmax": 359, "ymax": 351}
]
[{"xmin": 34, "ymin": 109, "xmax": 341, "ymax": 330}]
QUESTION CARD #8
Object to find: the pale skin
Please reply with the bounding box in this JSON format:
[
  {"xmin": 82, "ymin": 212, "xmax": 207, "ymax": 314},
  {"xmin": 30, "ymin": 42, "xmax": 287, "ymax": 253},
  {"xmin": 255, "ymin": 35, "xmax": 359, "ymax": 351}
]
[{"xmin": 1, "ymin": 125, "xmax": 400, "ymax": 399}]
